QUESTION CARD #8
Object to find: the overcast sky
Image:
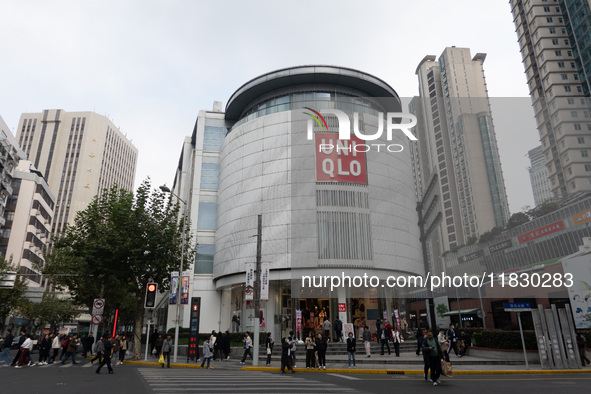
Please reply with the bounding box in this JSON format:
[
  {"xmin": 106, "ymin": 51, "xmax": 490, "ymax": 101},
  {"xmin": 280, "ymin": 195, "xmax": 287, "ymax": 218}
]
[{"xmin": 0, "ymin": 0, "xmax": 539, "ymax": 213}]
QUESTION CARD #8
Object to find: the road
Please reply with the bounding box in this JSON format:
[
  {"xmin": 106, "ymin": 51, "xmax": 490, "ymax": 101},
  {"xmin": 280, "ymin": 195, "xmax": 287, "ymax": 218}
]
[{"xmin": 1, "ymin": 357, "xmax": 590, "ymax": 393}]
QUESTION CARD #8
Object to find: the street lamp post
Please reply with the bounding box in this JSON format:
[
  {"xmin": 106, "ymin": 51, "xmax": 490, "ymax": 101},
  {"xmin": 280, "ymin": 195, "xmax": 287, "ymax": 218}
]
[{"xmin": 160, "ymin": 185, "xmax": 187, "ymax": 363}]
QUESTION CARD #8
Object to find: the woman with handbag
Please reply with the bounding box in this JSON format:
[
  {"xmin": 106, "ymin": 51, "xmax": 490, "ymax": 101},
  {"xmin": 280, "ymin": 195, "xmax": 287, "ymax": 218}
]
[{"xmin": 265, "ymin": 332, "xmax": 274, "ymax": 365}]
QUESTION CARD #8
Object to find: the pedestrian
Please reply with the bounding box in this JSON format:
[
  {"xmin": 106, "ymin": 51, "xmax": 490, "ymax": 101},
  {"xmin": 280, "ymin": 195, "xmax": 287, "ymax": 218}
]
[
  {"xmin": 362, "ymin": 326, "xmax": 372, "ymax": 358},
  {"xmin": 49, "ymin": 333, "xmax": 60, "ymax": 363},
  {"xmin": 209, "ymin": 331, "xmax": 218, "ymax": 361},
  {"xmin": 59, "ymin": 334, "xmax": 69, "ymax": 360},
  {"xmin": 91, "ymin": 336, "xmax": 104, "ymax": 365},
  {"xmin": 213, "ymin": 331, "xmax": 222, "ymax": 361},
  {"xmin": 288, "ymin": 330, "xmax": 297, "ymax": 367},
  {"xmin": 446, "ymin": 323, "xmax": 459, "ymax": 357},
  {"xmin": 240, "ymin": 332, "xmax": 253, "ymax": 364},
  {"xmin": 95, "ymin": 335, "xmax": 113, "ymax": 374},
  {"xmin": 346, "ymin": 332, "xmax": 356, "ymax": 368},
  {"xmin": 459, "ymin": 331, "xmax": 471, "ymax": 356},
  {"xmin": 154, "ymin": 334, "xmax": 162, "ymax": 358},
  {"xmin": 38, "ymin": 334, "xmax": 51, "ymax": 365},
  {"xmin": 380, "ymin": 323, "xmax": 391, "ymax": 355},
  {"xmin": 316, "ymin": 333, "xmax": 327, "ymax": 370},
  {"xmin": 305, "ymin": 331, "xmax": 316, "ymax": 369},
  {"xmin": 416, "ymin": 328, "xmax": 424, "ymax": 356},
  {"xmin": 376, "ymin": 318, "xmax": 382, "ymax": 340},
  {"xmin": 161, "ymin": 334, "xmax": 173, "ymax": 368},
  {"xmin": 418, "ymin": 329, "xmax": 430, "ymax": 381},
  {"xmin": 334, "ymin": 318, "xmax": 343, "ymax": 343},
  {"xmin": 422, "ymin": 330, "xmax": 443, "ymax": 386},
  {"xmin": 83, "ymin": 332, "xmax": 94, "ymax": 358},
  {"xmin": 265, "ymin": 332, "xmax": 274, "ymax": 365},
  {"xmin": 438, "ymin": 329, "xmax": 450, "ymax": 362},
  {"xmin": 323, "ymin": 318, "xmax": 331, "ymax": 341},
  {"xmin": 223, "ymin": 330, "xmax": 231, "ymax": 360},
  {"xmin": 118, "ymin": 335, "xmax": 128, "ymax": 365},
  {"xmin": 61, "ymin": 333, "xmax": 79, "ymax": 364},
  {"xmin": 576, "ymin": 331, "xmax": 591, "ymax": 366},
  {"xmin": 111, "ymin": 335, "xmax": 120, "ymax": 363},
  {"xmin": 200, "ymin": 337, "xmax": 214, "ymax": 369},
  {"xmin": 15, "ymin": 334, "xmax": 32, "ymax": 368},
  {"xmin": 149, "ymin": 329, "xmax": 159, "ymax": 356},
  {"xmin": 280, "ymin": 337, "xmax": 295, "ymax": 374},
  {"xmin": 392, "ymin": 328, "xmax": 402, "ymax": 357},
  {"xmin": 0, "ymin": 328, "xmax": 13, "ymax": 366},
  {"xmin": 11, "ymin": 329, "xmax": 26, "ymax": 366}
]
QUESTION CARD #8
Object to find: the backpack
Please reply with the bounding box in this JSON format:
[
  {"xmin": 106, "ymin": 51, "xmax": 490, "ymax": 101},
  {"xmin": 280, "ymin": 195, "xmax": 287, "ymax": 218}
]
[{"xmin": 61, "ymin": 339, "xmax": 69, "ymax": 348}]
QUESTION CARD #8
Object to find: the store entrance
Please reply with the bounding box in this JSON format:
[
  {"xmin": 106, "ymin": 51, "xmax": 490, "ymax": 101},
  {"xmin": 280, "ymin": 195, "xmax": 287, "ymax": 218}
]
[{"xmin": 297, "ymin": 298, "xmax": 333, "ymax": 340}]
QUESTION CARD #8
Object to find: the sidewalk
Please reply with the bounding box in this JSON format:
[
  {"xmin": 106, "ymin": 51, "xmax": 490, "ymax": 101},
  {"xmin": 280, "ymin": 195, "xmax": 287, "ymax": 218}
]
[{"xmin": 123, "ymin": 355, "xmax": 591, "ymax": 375}]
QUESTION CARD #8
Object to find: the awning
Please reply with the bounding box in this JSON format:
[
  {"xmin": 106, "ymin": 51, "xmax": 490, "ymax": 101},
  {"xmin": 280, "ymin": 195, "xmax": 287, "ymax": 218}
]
[{"xmin": 442, "ymin": 308, "xmax": 481, "ymax": 317}]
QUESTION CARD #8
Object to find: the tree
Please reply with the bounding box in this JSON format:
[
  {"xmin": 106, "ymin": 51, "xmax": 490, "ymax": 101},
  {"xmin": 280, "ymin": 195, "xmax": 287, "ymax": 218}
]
[
  {"xmin": 44, "ymin": 179, "xmax": 194, "ymax": 359},
  {"xmin": 0, "ymin": 255, "xmax": 27, "ymax": 330},
  {"xmin": 17, "ymin": 293, "xmax": 80, "ymax": 333},
  {"xmin": 478, "ymin": 226, "xmax": 504, "ymax": 243},
  {"xmin": 528, "ymin": 201, "xmax": 559, "ymax": 219},
  {"xmin": 436, "ymin": 303, "xmax": 449, "ymax": 318},
  {"xmin": 505, "ymin": 212, "xmax": 530, "ymax": 230}
]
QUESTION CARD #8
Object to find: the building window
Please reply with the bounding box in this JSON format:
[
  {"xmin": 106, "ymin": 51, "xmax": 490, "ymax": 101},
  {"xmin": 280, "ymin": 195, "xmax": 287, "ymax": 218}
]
[
  {"xmin": 582, "ymin": 150, "xmax": 589, "ymax": 158},
  {"xmin": 197, "ymin": 202, "xmax": 217, "ymax": 230},
  {"xmin": 195, "ymin": 244, "xmax": 214, "ymax": 274},
  {"xmin": 565, "ymin": 86, "xmax": 572, "ymax": 92}
]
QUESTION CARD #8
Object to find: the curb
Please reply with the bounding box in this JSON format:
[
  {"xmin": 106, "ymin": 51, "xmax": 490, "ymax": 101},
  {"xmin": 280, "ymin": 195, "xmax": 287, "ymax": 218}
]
[
  {"xmin": 121, "ymin": 360, "xmax": 214, "ymax": 369},
  {"xmin": 242, "ymin": 366, "xmax": 591, "ymax": 375}
]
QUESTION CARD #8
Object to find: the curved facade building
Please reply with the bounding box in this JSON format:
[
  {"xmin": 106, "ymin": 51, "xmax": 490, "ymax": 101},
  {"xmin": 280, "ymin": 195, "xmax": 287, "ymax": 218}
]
[
  {"xmin": 167, "ymin": 66, "xmax": 423, "ymax": 339},
  {"xmin": 212, "ymin": 66, "xmax": 423, "ymax": 338}
]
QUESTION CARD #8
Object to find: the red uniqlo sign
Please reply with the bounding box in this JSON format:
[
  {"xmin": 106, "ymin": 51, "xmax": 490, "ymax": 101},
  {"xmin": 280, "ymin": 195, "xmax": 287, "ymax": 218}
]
[
  {"xmin": 338, "ymin": 303, "xmax": 346, "ymax": 312},
  {"xmin": 315, "ymin": 133, "xmax": 367, "ymax": 184},
  {"xmin": 518, "ymin": 220, "xmax": 565, "ymax": 244}
]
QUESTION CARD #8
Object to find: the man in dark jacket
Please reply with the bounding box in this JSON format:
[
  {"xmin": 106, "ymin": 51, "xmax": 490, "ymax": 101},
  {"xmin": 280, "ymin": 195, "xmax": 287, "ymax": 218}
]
[
  {"xmin": 422, "ymin": 331, "xmax": 443, "ymax": 386},
  {"xmin": 0, "ymin": 328, "xmax": 14, "ymax": 365},
  {"xmin": 96, "ymin": 335, "xmax": 113, "ymax": 374},
  {"xmin": 61, "ymin": 334, "xmax": 79, "ymax": 364},
  {"xmin": 334, "ymin": 318, "xmax": 343, "ymax": 343},
  {"xmin": 11, "ymin": 329, "xmax": 26, "ymax": 366}
]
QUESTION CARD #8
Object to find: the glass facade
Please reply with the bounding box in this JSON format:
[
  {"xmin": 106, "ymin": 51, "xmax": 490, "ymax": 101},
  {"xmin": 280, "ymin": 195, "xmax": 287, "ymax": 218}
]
[
  {"xmin": 195, "ymin": 243, "xmax": 214, "ymax": 274},
  {"xmin": 561, "ymin": 0, "xmax": 591, "ymax": 95},
  {"xmin": 197, "ymin": 202, "xmax": 217, "ymax": 230}
]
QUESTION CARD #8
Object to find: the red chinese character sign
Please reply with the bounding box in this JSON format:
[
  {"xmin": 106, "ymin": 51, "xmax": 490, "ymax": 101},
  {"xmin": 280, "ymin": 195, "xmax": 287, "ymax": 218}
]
[
  {"xmin": 296, "ymin": 310, "xmax": 302, "ymax": 332},
  {"xmin": 338, "ymin": 303, "xmax": 346, "ymax": 313},
  {"xmin": 518, "ymin": 220, "xmax": 565, "ymax": 244},
  {"xmin": 315, "ymin": 133, "xmax": 367, "ymax": 184}
]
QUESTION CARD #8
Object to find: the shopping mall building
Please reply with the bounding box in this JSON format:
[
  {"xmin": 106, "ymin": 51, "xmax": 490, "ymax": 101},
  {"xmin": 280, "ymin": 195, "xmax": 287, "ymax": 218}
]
[{"xmin": 164, "ymin": 66, "xmax": 423, "ymax": 339}]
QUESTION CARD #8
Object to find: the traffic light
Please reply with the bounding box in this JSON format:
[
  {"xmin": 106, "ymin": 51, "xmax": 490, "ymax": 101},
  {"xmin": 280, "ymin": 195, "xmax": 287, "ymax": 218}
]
[{"xmin": 145, "ymin": 283, "xmax": 158, "ymax": 308}]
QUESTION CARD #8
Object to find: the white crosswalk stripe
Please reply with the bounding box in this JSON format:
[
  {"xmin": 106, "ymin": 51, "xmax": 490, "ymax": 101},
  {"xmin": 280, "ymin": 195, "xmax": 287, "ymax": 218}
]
[{"xmin": 137, "ymin": 368, "xmax": 357, "ymax": 393}]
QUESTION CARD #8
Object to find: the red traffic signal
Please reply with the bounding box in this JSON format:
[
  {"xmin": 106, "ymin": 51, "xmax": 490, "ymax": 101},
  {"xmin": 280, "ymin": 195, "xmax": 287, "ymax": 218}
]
[{"xmin": 145, "ymin": 283, "xmax": 158, "ymax": 309}]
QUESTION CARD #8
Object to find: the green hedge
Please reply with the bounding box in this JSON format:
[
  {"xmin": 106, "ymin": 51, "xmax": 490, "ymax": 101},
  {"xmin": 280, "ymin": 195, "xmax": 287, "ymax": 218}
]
[{"xmin": 461, "ymin": 328, "xmax": 591, "ymax": 351}]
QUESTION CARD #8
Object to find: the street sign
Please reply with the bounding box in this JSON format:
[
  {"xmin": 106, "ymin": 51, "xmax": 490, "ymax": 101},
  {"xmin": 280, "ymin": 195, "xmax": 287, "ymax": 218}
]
[
  {"xmin": 504, "ymin": 302, "xmax": 531, "ymax": 312},
  {"xmin": 91, "ymin": 314, "xmax": 103, "ymax": 325},
  {"xmin": 92, "ymin": 298, "xmax": 105, "ymax": 315}
]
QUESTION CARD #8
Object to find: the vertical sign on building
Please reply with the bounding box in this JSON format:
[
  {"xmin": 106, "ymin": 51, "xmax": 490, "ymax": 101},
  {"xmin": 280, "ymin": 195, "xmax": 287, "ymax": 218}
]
[
  {"xmin": 188, "ymin": 297, "xmax": 201, "ymax": 361},
  {"xmin": 169, "ymin": 271, "xmax": 179, "ymax": 305},
  {"xmin": 296, "ymin": 310, "xmax": 302, "ymax": 333},
  {"xmin": 394, "ymin": 309, "xmax": 401, "ymax": 331},
  {"xmin": 245, "ymin": 263, "xmax": 255, "ymax": 301},
  {"xmin": 180, "ymin": 271, "xmax": 191, "ymax": 305},
  {"xmin": 314, "ymin": 134, "xmax": 368, "ymax": 184},
  {"xmin": 260, "ymin": 263, "xmax": 269, "ymax": 300}
]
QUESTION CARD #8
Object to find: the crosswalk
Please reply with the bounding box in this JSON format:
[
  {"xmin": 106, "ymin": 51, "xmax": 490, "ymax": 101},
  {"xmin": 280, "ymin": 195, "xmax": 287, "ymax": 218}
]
[{"xmin": 137, "ymin": 368, "xmax": 358, "ymax": 393}]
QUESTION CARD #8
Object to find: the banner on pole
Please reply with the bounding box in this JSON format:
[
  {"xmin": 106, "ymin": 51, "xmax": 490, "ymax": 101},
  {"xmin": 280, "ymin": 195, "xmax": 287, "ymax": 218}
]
[
  {"xmin": 180, "ymin": 270, "xmax": 191, "ymax": 305},
  {"xmin": 245, "ymin": 263, "xmax": 255, "ymax": 301},
  {"xmin": 260, "ymin": 263, "xmax": 270, "ymax": 300},
  {"xmin": 170, "ymin": 271, "xmax": 179, "ymax": 305},
  {"xmin": 394, "ymin": 309, "xmax": 401, "ymax": 331},
  {"xmin": 296, "ymin": 310, "xmax": 302, "ymax": 332}
]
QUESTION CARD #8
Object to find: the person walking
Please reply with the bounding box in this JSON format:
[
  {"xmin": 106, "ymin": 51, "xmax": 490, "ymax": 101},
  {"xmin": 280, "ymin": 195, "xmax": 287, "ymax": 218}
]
[
  {"xmin": 376, "ymin": 318, "xmax": 382, "ymax": 340},
  {"xmin": 95, "ymin": 336, "xmax": 113, "ymax": 374},
  {"xmin": 49, "ymin": 333, "xmax": 60, "ymax": 363},
  {"xmin": 153, "ymin": 334, "xmax": 162, "ymax": 359},
  {"xmin": 61, "ymin": 334, "xmax": 79, "ymax": 365},
  {"xmin": 334, "ymin": 318, "xmax": 343, "ymax": 343},
  {"xmin": 316, "ymin": 333, "xmax": 327, "ymax": 370},
  {"xmin": 240, "ymin": 332, "xmax": 253, "ymax": 364},
  {"xmin": 416, "ymin": 328, "xmax": 424, "ymax": 356},
  {"xmin": 323, "ymin": 319, "xmax": 331, "ymax": 342},
  {"xmin": 84, "ymin": 332, "xmax": 94, "ymax": 358},
  {"xmin": 59, "ymin": 334, "xmax": 69, "ymax": 360},
  {"xmin": 422, "ymin": 331, "xmax": 443, "ymax": 386},
  {"xmin": 446, "ymin": 323, "xmax": 459, "ymax": 357},
  {"xmin": 418, "ymin": 329, "xmax": 430, "ymax": 381},
  {"xmin": 11, "ymin": 329, "xmax": 26, "ymax": 366},
  {"xmin": 15, "ymin": 334, "xmax": 32, "ymax": 368},
  {"xmin": 223, "ymin": 331, "xmax": 231, "ymax": 360},
  {"xmin": 265, "ymin": 332, "xmax": 274, "ymax": 366},
  {"xmin": 280, "ymin": 337, "xmax": 295, "ymax": 374},
  {"xmin": 362, "ymin": 326, "xmax": 372, "ymax": 358},
  {"xmin": 212, "ymin": 332, "xmax": 222, "ymax": 361},
  {"xmin": 288, "ymin": 330, "xmax": 297, "ymax": 367},
  {"xmin": 111, "ymin": 335, "xmax": 121, "ymax": 364},
  {"xmin": 91, "ymin": 336, "xmax": 104, "ymax": 365},
  {"xmin": 346, "ymin": 332, "xmax": 356, "ymax": 368},
  {"xmin": 576, "ymin": 331, "xmax": 591, "ymax": 366},
  {"xmin": 305, "ymin": 331, "xmax": 316, "ymax": 369},
  {"xmin": 392, "ymin": 328, "xmax": 402, "ymax": 357},
  {"xmin": 380, "ymin": 323, "xmax": 391, "ymax": 355},
  {"xmin": 160, "ymin": 334, "xmax": 173, "ymax": 368},
  {"xmin": 200, "ymin": 337, "xmax": 214, "ymax": 369},
  {"xmin": 0, "ymin": 328, "xmax": 13, "ymax": 366},
  {"xmin": 118, "ymin": 335, "xmax": 128, "ymax": 365},
  {"xmin": 38, "ymin": 334, "xmax": 51, "ymax": 365}
]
